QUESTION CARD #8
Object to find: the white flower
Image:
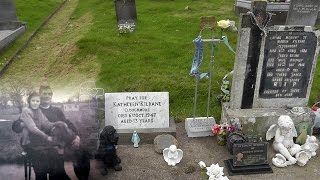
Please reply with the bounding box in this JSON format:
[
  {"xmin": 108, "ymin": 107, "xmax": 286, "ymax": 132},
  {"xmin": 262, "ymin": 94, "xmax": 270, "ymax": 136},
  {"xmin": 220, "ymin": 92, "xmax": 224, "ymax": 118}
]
[
  {"xmin": 198, "ymin": 161, "xmax": 206, "ymax": 169},
  {"xmin": 206, "ymin": 163, "xmax": 224, "ymax": 178},
  {"xmin": 217, "ymin": 20, "xmax": 231, "ymax": 29}
]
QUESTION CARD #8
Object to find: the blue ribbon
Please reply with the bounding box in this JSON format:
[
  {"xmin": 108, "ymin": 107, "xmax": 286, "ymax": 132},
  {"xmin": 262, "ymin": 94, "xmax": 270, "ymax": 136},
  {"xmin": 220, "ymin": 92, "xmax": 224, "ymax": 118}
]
[{"xmin": 190, "ymin": 36, "xmax": 207, "ymax": 79}]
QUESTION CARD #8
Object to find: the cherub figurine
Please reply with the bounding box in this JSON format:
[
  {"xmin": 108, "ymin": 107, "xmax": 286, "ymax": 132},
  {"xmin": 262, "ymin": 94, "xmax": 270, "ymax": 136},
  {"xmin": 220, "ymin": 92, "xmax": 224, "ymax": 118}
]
[
  {"xmin": 131, "ymin": 131, "xmax": 140, "ymax": 148},
  {"xmin": 163, "ymin": 145, "xmax": 183, "ymax": 166},
  {"xmin": 301, "ymin": 135, "xmax": 319, "ymax": 159},
  {"xmin": 266, "ymin": 115, "xmax": 301, "ymax": 167}
]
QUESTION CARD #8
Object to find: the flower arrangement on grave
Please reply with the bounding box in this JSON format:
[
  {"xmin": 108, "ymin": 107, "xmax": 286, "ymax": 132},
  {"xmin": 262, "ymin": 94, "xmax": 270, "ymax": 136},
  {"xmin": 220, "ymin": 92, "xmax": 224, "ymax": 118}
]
[
  {"xmin": 199, "ymin": 161, "xmax": 229, "ymax": 180},
  {"xmin": 212, "ymin": 123, "xmax": 235, "ymax": 146},
  {"xmin": 118, "ymin": 22, "xmax": 136, "ymax": 34}
]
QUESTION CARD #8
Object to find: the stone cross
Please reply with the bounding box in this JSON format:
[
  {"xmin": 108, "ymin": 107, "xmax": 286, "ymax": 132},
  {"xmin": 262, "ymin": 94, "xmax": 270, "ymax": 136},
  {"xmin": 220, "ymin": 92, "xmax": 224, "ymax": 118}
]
[{"xmin": 230, "ymin": 0, "xmax": 271, "ymax": 109}]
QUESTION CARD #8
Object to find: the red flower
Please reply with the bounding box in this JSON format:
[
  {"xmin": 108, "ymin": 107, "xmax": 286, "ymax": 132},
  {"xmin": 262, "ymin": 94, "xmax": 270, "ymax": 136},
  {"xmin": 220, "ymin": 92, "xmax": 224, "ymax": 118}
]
[{"xmin": 212, "ymin": 124, "xmax": 221, "ymax": 135}]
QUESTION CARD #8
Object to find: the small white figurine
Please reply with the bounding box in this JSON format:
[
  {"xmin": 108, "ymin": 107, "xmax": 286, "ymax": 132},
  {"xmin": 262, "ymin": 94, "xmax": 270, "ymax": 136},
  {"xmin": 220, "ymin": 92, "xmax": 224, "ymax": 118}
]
[
  {"xmin": 131, "ymin": 131, "xmax": 140, "ymax": 148},
  {"xmin": 301, "ymin": 135, "xmax": 319, "ymax": 158},
  {"xmin": 266, "ymin": 115, "xmax": 301, "ymax": 167},
  {"xmin": 295, "ymin": 151, "xmax": 309, "ymax": 166},
  {"xmin": 206, "ymin": 163, "xmax": 229, "ymax": 180},
  {"xmin": 163, "ymin": 145, "xmax": 183, "ymax": 166}
]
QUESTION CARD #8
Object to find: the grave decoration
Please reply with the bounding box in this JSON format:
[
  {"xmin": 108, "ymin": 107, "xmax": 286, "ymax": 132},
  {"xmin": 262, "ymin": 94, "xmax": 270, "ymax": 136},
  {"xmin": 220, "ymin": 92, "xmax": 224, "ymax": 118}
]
[
  {"xmin": 163, "ymin": 145, "xmax": 183, "ymax": 166},
  {"xmin": 198, "ymin": 161, "xmax": 229, "ymax": 180},
  {"xmin": 212, "ymin": 123, "xmax": 236, "ymax": 146},
  {"xmin": 131, "ymin": 130, "xmax": 140, "ymax": 148},
  {"xmin": 224, "ymin": 132, "xmax": 272, "ymax": 175},
  {"xmin": 267, "ymin": 115, "xmax": 319, "ymax": 167},
  {"xmin": 185, "ymin": 16, "xmax": 236, "ymax": 138}
]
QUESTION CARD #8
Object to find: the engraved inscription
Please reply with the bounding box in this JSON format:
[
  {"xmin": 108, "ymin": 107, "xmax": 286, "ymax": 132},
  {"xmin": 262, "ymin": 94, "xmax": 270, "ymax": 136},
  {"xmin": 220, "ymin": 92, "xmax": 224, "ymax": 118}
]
[{"xmin": 259, "ymin": 31, "xmax": 317, "ymax": 99}]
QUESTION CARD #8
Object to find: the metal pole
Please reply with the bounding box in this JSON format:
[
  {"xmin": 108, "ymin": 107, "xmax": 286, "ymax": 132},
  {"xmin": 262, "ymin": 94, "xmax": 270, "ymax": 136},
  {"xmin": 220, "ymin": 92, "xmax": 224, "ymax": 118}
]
[
  {"xmin": 206, "ymin": 32, "xmax": 215, "ymax": 118},
  {"xmin": 193, "ymin": 76, "xmax": 199, "ymax": 119}
]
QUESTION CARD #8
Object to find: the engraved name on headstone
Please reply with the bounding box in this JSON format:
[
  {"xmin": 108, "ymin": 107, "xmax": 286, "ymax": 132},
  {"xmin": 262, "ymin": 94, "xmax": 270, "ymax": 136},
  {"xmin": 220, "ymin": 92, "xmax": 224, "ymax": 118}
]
[
  {"xmin": 286, "ymin": 0, "xmax": 320, "ymax": 26},
  {"xmin": 233, "ymin": 142, "xmax": 268, "ymax": 166},
  {"xmin": 259, "ymin": 30, "xmax": 317, "ymax": 98},
  {"xmin": 105, "ymin": 92, "xmax": 169, "ymax": 129},
  {"xmin": 253, "ymin": 26, "xmax": 320, "ymax": 108}
]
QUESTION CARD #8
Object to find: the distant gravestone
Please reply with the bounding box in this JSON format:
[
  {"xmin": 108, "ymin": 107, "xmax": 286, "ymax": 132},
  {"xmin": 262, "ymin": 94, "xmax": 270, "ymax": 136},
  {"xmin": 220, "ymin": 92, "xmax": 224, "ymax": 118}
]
[
  {"xmin": 286, "ymin": 0, "xmax": 320, "ymax": 26},
  {"xmin": 114, "ymin": 0, "xmax": 137, "ymax": 22},
  {"xmin": 0, "ymin": 0, "xmax": 18, "ymax": 22},
  {"xmin": 253, "ymin": 26, "xmax": 320, "ymax": 108}
]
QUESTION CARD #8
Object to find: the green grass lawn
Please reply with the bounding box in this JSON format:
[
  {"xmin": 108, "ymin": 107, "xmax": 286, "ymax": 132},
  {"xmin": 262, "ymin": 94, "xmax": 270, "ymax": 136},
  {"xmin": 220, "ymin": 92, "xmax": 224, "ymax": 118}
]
[
  {"xmin": 70, "ymin": 0, "xmax": 239, "ymax": 121},
  {"xmin": 1, "ymin": 0, "xmax": 320, "ymax": 122}
]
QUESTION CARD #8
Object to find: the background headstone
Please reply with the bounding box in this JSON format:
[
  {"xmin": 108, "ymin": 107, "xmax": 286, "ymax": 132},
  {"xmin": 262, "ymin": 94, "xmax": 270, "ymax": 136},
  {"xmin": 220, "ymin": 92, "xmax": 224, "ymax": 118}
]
[
  {"xmin": 114, "ymin": 0, "xmax": 137, "ymax": 22},
  {"xmin": 0, "ymin": 0, "xmax": 18, "ymax": 22},
  {"xmin": 286, "ymin": 0, "xmax": 320, "ymax": 26}
]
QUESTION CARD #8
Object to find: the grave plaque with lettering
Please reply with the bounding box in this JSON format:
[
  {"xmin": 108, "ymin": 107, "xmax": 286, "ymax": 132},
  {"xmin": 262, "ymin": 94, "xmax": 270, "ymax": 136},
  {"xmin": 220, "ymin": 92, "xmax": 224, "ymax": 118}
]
[
  {"xmin": 185, "ymin": 117, "xmax": 216, "ymax": 137},
  {"xmin": 253, "ymin": 26, "xmax": 320, "ymax": 108},
  {"xmin": 286, "ymin": 0, "xmax": 320, "ymax": 26},
  {"xmin": 233, "ymin": 142, "xmax": 268, "ymax": 166},
  {"xmin": 105, "ymin": 92, "xmax": 169, "ymax": 129}
]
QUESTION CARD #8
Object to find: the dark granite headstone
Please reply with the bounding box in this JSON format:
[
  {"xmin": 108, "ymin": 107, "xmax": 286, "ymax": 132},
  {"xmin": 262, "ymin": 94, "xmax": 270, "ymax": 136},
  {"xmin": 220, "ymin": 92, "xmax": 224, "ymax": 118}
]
[
  {"xmin": 115, "ymin": 0, "xmax": 137, "ymax": 22},
  {"xmin": 0, "ymin": 0, "xmax": 18, "ymax": 22},
  {"xmin": 233, "ymin": 142, "xmax": 268, "ymax": 166},
  {"xmin": 286, "ymin": 0, "xmax": 320, "ymax": 26},
  {"xmin": 224, "ymin": 142, "xmax": 272, "ymax": 176},
  {"xmin": 259, "ymin": 28, "xmax": 317, "ymax": 99}
]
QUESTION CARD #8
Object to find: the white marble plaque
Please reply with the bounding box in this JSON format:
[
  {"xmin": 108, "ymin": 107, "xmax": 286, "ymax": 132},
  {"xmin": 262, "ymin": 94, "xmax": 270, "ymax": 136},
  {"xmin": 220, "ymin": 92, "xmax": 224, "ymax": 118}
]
[
  {"xmin": 185, "ymin": 117, "xmax": 216, "ymax": 137},
  {"xmin": 105, "ymin": 92, "xmax": 169, "ymax": 129}
]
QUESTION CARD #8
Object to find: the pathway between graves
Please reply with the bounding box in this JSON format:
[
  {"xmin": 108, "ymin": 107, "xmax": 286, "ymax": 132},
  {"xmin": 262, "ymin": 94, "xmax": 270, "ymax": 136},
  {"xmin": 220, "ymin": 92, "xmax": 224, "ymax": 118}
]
[{"xmin": 0, "ymin": 0, "xmax": 98, "ymax": 96}]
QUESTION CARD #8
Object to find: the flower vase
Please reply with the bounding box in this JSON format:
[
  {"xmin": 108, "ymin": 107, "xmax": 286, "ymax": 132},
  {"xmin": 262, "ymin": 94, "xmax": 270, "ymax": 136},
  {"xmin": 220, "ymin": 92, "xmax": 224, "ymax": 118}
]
[{"xmin": 217, "ymin": 133, "xmax": 227, "ymax": 146}]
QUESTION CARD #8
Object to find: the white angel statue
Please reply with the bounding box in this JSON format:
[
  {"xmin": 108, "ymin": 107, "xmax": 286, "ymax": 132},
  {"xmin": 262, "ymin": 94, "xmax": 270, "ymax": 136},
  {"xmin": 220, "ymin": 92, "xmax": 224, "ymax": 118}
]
[
  {"xmin": 163, "ymin": 145, "xmax": 183, "ymax": 166},
  {"xmin": 266, "ymin": 115, "xmax": 301, "ymax": 167},
  {"xmin": 301, "ymin": 135, "xmax": 319, "ymax": 158}
]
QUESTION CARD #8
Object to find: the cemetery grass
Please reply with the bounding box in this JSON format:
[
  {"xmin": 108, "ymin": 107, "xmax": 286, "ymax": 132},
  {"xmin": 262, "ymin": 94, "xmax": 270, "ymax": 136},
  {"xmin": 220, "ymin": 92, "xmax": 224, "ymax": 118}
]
[
  {"xmin": 0, "ymin": 0, "xmax": 63, "ymax": 66},
  {"xmin": 1, "ymin": 0, "xmax": 320, "ymax": 122}
]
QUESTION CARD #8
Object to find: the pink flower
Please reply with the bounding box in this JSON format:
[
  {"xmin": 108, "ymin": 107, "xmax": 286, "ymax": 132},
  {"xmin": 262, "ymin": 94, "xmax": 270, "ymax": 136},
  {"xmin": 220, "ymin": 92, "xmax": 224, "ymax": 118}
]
[{"xmin": 212, "ymin": 124, "xmax": 221, "ymax": 135}]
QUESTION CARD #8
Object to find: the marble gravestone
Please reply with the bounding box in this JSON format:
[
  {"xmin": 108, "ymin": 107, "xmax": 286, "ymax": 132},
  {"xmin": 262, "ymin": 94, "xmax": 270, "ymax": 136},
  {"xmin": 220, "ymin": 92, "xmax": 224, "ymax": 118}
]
[
  {"xmin": 286, "ymin": 0, "xmax": 320, "ymax": 26},
  {"xmin": 221, "ymin": 1, "xmax": 320, "ymax": 138},
  {"xmin": 105, "ymin": 92, "xmax": 176, "ymax": 144},
  {"xmin": 0, "ymin": 0, "xmax": 26, "ymax": 52}
]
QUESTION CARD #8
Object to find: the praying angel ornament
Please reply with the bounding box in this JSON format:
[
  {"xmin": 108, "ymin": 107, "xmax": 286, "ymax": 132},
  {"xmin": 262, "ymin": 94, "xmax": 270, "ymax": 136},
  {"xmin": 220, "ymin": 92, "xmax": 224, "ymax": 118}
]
[{"xmin": 163, "ymin": 145, "xmax": 183, "ymax": 166}]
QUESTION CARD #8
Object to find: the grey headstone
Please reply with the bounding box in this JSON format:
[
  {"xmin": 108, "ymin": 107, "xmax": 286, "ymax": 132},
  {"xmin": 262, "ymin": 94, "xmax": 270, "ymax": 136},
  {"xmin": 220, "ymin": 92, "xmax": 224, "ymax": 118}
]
[
  {"xmin": 153, "ymin": 134, "xmax": 178, "ymax": 154},
  {"xmin": 114, "ymin": 0, "xmax": 137, "ymax": 22},
  {"xmin": 0, "ymin": 0, "xmax": 18, "ymax": 22},
  {"xmin": 286, "ymin": 0, "xmax": 320, "ymax": 26},
  {"xmin": 233, "ymin": 142, "xmax": 268, "ymax": 166}
]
